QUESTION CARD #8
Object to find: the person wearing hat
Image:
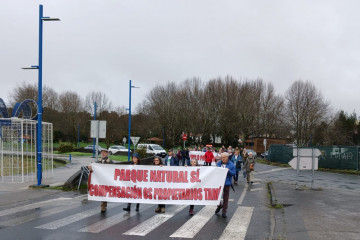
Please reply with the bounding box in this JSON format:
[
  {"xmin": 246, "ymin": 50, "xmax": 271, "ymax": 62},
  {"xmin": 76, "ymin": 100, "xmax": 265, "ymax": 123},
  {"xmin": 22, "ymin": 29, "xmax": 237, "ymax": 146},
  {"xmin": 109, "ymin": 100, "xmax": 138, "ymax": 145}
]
[
  {"xmin": 88, "ymin": 148, "xmax": 114, "ymax": 213},
  {"xmin": 164, "ymin": 149, "xmax": 179, "ymax": 166},
  {"xmin": 123, "ymin": 153, "xmax": 142, "ymax": 212}
]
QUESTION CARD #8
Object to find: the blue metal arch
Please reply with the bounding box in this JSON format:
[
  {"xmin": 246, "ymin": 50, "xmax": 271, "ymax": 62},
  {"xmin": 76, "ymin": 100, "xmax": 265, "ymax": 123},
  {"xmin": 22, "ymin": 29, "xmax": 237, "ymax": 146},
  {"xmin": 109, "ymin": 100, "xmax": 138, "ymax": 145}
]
[
  {"xmin": 11, "ymin": 99, "xmax": 38, "ymax": 120},
  {"xmin": 0, "ymin": 98, "xmax": 9, "ymax": 118}
]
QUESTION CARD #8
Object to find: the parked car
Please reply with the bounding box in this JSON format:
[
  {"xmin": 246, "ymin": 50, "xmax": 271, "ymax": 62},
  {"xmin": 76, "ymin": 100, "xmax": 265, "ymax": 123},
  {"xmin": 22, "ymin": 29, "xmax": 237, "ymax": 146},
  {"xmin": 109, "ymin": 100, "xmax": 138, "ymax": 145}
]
[
  {"xmin": 261, "ymin": 151, "xmax": 269, "ymax": 158},
  {"xmin": 137, "ymin": 144, "xmax": 167, "ymax": 157},
  {"xmin": 108, "ymin": 145, "xmax": 131, "ymax": 155},
  {"xmin": 246, "ymin": 149, "xmax": 257, "ymax": 157},
  {"xmin": 83, "ymin": 145, "xmax": 105, "ymax": 152}
]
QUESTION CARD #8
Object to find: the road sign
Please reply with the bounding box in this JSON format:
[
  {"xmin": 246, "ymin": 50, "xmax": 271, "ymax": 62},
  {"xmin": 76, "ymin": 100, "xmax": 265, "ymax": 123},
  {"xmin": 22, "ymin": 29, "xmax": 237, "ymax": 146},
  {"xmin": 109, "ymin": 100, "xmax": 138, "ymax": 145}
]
[
  {"xmin": 293, "ymin": 148, "xmax": 321, "ymax": 157},
  {"xmin": 90, "ymin": 120, "xmax": 106, "ymax": 139},
  {"xmin": 130, "ymin": 136, "xmax": 140, "ymax": 146},
  {"xmin": 182, "ymin": 134, "xmax": 187, "ymax": 141},
  {"xmin": 263, "ymin": 139, "xmax": 267, "ymax": 146},
  {"xmin": 289, "ymin": 157, "xmax": 318, "ymax": 170}
]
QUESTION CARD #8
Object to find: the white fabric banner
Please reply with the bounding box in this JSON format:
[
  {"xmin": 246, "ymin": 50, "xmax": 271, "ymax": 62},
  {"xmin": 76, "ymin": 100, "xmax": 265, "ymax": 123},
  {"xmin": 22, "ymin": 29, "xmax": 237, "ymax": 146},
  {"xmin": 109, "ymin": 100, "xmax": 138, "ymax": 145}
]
[
  {"xmin": 88, "ymin": 164, "xmax": 227, "ymax": 205},
  {"xmin": 189, "ymin": 151, "xmax": 218, "ymax": 166}
]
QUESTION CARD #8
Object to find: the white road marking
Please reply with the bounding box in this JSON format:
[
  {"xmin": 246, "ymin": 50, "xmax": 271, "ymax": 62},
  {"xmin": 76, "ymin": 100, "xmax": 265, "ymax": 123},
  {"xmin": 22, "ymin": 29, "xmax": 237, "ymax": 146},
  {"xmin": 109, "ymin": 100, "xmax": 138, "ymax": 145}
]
[
  {"xmin": 237, "ymin": 185, "xmax": 248, "ymax": 205},
  {"xmin": 170, "ymin": 206, "xmax": 216, "ymax": 238},
  {"xmin": 0, "ymin": 197, "xmax": 72, "ymax": 217},
  {"xmin": 0, "ymin": 204, "xmax": 79, "ymax": 227},
  {"xmin": 219, "ymin": 206, "xmax": 254, "ymax": 240},
  {"xmin": 35, "ymin": 204, "xmax": 118, "ymax": 230},
  {"xmin": 78, "ymin": 204, "xmax": 152, "ymax": 233},
  {"xmin": 250, "ymin": 188, "xmax": 263, "ymax": 192},
  {"xmin": 254, "ymin": 168, "xmax": 288, "ymax": 175},
  {"xmin": 222, "ymin": 199, "xmax": 235, "ymax": 202},
  {"xmin": 123, "ymin": 205, "xmax": 186, "ymax": 236}
]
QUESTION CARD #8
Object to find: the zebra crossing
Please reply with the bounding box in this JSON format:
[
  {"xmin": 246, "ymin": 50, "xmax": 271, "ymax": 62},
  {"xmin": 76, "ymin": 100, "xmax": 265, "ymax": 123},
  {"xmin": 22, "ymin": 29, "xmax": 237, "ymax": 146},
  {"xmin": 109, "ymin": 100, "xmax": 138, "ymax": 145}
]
[{"xmin": 0, "ymin": 184, "xmax": 261, "ymax": 239}]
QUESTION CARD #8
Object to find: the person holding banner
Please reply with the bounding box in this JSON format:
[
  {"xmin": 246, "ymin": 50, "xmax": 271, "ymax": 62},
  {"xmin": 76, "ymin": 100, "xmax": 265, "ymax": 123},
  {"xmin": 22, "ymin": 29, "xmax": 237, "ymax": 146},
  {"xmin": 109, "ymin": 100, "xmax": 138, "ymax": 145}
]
[
  {"xmin": 88, "ymin": 149, "xmax": 114, "ymax": 213},
  {"xmin": 188, "ymin": 158, "xmax": 198, "ymax": 215},
  {"xmin": 204, "ymin": 146, "xmax": 214, "ymax": 166},
  {"xmin": 164, "ymin": 149, "xmax": 179, "ymax": 166},
  {"xmin": 215, "ymin": 152, "xmax": 236, "ymax": 218},
  {"xmin": 153, "ymin": 156, "xmax": 166, "ymax": 213},
  {"xmin": 123, "ymin": 153, "xmax": 141, "ymax": 212}
]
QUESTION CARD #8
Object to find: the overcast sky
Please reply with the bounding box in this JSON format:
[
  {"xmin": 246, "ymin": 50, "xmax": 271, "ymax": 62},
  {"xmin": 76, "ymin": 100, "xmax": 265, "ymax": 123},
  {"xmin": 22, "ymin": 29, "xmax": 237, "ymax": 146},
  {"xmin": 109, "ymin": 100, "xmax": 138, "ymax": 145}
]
[{"xmin": 1, "ymin": 0, "xmax": 360, "ymax": 115}]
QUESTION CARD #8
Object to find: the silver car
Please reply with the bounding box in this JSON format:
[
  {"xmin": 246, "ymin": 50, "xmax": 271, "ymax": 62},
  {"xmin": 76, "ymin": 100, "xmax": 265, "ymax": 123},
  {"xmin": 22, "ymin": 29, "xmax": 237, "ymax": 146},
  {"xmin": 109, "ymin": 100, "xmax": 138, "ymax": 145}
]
[
  {"xmin": 84, "ymin": 145, "xmax": 105, "ymax": 152},
  {"xmin": 108, "ymin": 145, "xmax": 131, "ymax": 155}
]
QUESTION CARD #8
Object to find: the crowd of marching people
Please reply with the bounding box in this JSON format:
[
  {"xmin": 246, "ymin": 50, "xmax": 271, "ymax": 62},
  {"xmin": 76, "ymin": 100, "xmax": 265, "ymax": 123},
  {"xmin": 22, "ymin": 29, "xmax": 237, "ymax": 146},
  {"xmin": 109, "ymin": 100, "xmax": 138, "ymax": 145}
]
[{"xmin": 89, "ymin": 144, "xmax": 256, "ymax": 218}]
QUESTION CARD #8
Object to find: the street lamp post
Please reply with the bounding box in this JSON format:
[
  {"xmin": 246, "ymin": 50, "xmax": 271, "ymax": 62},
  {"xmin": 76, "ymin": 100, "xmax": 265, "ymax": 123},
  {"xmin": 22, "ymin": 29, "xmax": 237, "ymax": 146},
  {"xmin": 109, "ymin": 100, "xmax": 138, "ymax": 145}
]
[
  {"xmin": 127, "ymin": 80, "xmax": 139, "ymax": 161},
  {"xmin": 22, "ymin": 5, "xmax": 59, "ymax": 186}
]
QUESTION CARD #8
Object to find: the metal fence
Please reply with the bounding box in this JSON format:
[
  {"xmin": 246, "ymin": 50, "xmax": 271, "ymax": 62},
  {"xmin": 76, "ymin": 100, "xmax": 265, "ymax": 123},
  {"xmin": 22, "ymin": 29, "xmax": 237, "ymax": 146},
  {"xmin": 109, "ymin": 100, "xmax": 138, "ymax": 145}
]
[
  {"xmin": 268, "ymin": 144, "xmax": 360, "ymax": 171},
  {"xmin": 0, "ymin": 118, "xmax": 53, "ymax": 182}
]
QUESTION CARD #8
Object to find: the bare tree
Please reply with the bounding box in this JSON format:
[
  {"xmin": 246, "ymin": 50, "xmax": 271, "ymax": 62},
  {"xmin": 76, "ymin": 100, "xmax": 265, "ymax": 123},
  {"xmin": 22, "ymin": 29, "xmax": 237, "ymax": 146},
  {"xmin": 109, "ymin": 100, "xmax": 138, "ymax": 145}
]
[
  {"xmin": 59, "ymin": 91, "xmax": 84, "ymax": 142},
  {"xmin": 285, "ymin": 80, "xmax": 329, "ymax": 146},
  {"xmin": 9, "ymin": 82, "xmax": 59, "ymax": 110},
  {"xmin": 84, "ymin": 91, "xmax": 112, "ymax": 116},
  {"xmin": 259, "ymin": 82, "xmax": 287, "ymax": 138},
  {"xmin": 43, "ymin": 86, "xmax": 59, "ymax": 110}
]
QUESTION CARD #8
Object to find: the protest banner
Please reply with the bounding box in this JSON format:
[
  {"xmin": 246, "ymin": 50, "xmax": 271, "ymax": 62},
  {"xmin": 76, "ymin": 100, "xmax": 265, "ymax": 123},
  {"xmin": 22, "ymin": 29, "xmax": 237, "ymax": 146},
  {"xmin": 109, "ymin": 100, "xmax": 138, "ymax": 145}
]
[
  {"xmin": 88, "ymin": 164, "xmax": 228, "ymax": 205},
  {"xmin": 189, "ymin": 151, "xmax": 218, "ymax": 166}
]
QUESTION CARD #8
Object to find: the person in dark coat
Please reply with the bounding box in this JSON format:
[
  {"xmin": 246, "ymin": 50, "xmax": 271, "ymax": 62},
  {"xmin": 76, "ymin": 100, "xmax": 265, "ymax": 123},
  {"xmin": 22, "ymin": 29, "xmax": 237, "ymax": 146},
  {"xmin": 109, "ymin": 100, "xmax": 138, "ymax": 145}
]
[
  {"xmin": 176, "ymin": 148, "xmax": 183, "ymax": 166},
  {"xmin": 88, "ymin": 149, "xmax": 114, "ymax": 213},
  {"xmin": 164, "ymin": 149, "xmax": 179, "ymax": 166},
  {"xmin": 231, "ymin": 148, "xmax": 243, "ymax": 184},
  {"xmin": 153, "ymin": 156, "xmax": 166, "ymax": 213},
  {"xmin": 123, "ymin": 153, "xmax": 141, "ymax": 212}
]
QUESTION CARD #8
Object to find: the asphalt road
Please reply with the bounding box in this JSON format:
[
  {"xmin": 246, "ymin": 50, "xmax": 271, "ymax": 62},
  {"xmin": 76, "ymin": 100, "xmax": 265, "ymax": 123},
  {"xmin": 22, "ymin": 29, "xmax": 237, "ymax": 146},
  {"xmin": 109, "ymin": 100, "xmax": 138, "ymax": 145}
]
[
  {"xmin": 1, "ymin": 157, "xmax": 359, "ymax": 240},
  {"xmin": 0, "ymin": 180, "xmax": 270, "ymax": 240}
]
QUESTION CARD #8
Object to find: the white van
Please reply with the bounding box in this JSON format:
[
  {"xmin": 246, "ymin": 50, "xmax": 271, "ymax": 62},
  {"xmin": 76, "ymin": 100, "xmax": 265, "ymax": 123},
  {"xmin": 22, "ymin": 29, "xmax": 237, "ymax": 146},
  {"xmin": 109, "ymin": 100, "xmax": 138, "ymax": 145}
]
[{"xmin": 137, "ymin": 144, "xmax": 166, "ymax": 157}]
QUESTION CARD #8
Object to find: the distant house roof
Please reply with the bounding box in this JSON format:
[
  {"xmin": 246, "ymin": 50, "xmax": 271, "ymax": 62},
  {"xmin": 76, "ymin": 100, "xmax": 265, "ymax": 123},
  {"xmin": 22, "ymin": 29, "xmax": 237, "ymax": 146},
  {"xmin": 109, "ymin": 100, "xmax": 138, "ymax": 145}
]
[{"xmin": 147, "ymin": 137, "xmax": 163, "ymax": 142}]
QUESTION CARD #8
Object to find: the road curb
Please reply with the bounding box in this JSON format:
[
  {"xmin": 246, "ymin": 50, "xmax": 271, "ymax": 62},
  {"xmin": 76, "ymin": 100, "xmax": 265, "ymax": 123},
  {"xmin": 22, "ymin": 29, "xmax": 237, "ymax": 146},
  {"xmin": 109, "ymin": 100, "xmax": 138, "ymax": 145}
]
[{"xmin": 267, "ymin": 182, "xmax": 277, "ymax": 207}]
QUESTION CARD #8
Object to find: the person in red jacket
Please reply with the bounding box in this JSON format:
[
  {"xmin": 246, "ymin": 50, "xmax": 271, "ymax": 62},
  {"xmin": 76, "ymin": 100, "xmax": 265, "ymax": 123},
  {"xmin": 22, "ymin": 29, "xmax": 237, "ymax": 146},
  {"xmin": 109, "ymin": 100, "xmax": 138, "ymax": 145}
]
[{"xmin": 204, "ymin": 146, "xmax": 214, "ymax": 166}]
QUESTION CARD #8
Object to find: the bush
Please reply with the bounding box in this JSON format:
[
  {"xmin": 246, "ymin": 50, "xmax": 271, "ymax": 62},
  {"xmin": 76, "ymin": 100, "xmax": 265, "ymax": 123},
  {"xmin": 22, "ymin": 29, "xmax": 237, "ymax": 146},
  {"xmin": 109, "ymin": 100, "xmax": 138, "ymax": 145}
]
[
  {"xmin": 58, "ymin": 142, "xmax": 74, "ymax": 153},
  {"xmin": 136, "ymin": 148, "xmax": 147, "ymax": 159}
]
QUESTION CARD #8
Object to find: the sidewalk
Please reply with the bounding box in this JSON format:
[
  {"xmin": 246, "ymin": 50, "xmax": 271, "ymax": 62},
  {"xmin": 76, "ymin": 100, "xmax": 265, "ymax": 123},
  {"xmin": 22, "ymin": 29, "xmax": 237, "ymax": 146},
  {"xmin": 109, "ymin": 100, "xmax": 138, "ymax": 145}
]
[
  {"xmin": 270, "ymin": 180, "xmax": 360, "ymax": 240},
  {"xmin": 0, "ymin": 156, "xmax": 93, "ymax": 207}
]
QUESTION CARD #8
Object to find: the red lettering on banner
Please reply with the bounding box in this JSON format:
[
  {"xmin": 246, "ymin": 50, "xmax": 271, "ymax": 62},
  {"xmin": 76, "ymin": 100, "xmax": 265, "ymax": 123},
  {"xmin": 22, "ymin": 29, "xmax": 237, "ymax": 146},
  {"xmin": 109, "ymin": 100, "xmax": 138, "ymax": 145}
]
[
  {"xmin": 150, "ymin": 170, "xmax": 157, "ymax": 182},
  {"xmin": 143, "ymin": 170, "xmax": 148, "ymax": 182},
  {"xmin": 204, "ymin": 187, "xmax": 221, "ymax": 200},
  {"xmin": 125, "ymin": 169, "xmax": 130, "ymax": 181},
  {"xmin": 116, "ymin": 186, "xmax": 121, "ymax": 198},
  {"xmin": 151, "ymin": 188, "xmax": 205, "ymax": 201},
  {"xmin": 114, "ymin": 169, "xmax": 120, "ymax": 180},
  {"xmin": 197, "ymin": 188, "xmax": 203, "ymax": 200}
]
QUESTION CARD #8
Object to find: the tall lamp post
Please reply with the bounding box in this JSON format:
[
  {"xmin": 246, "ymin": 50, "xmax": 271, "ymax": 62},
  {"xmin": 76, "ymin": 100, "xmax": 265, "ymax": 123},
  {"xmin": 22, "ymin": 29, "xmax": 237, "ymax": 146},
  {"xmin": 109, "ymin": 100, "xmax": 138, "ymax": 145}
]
[
  {"xmin": 127, "ymin": 80, "xmax": 139, "ymax": 161},
  {"xmin": 22, "ymin": 5, "xmax": 59, "ymax": 186}
]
